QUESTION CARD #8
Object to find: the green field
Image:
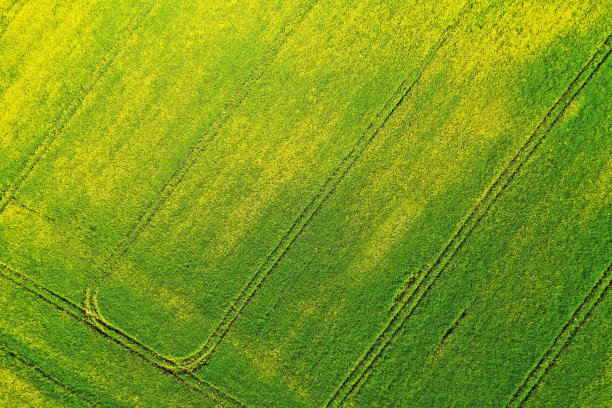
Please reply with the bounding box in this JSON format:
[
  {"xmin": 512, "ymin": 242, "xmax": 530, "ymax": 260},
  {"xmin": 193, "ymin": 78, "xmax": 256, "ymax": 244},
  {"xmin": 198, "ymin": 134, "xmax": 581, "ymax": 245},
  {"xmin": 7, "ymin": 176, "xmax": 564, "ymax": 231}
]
[{"xmin": 1, "ymin": 0, "xmax": 611, "ymax": 406}]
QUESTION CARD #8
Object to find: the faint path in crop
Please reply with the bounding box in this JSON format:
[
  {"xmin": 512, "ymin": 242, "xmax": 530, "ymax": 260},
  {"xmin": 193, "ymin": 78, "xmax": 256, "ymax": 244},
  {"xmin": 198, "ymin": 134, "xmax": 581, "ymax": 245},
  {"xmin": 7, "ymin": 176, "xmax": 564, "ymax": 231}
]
[
  {"xmin": 0, "ymin": 0, "xmax": 30, "ymax": 41},
  {"xmin": 326, "ymin": 32, "xmax": 612, "ymax": 408},
  {"xmin": 0, "ymin": 3, "xmax": 157, "ymax": 215},
  {"xmin": 506, "ymin": 261, "xmax": 612, "ymax": 408},
  {"xmin": 0, "ymin": 261, "xmax": 245, "ymax": 408},
  {"xmin": 4, "ymin": 197, "xmax": 130, "ymax": 243},
  {"xmin": 7, "ymin": 197, "xmax": 56, "ymax": 223},
  {"xmin": 429, "ymin": 304, "xmax": 471, "ymax": 363},
  {"xmin": 0, "ymin": 341, "xmax": 97, "ymax": 407},
  {"xmin": 85, "ymin": 0, "xmax": 321, "ymax": 323},
  {"xmin": 175, "ymin": 1, "xmax": 477, "ymax": 372}
]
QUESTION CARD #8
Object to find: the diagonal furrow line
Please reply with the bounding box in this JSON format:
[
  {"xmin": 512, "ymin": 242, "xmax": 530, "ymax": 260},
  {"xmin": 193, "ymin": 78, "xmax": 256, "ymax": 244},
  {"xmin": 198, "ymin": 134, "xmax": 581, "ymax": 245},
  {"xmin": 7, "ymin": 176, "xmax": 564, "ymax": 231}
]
[
  {"xmin": 177, "ymin": 1, "xmax": 476, "ymax": 371},
  {"xmin": 0, "ymin": 0, "xmax": 19, "ymax": 15},
  {"xmin": 8, "ymin": 197, "xmax": 56, "ymax": 223},
  {"xmin": 507, "ymin": 262, "xmax": 612, "ymax": 408},
  {"xmin": 0, "ymin": 261, "xmax": 173, "ymax": 368},
  {"xmin": 85, "ymin": 0, "xmax": 321, "ymax": 317},
  {"xmin": 0, "ymin": 342, "xmax": 96, "ymax": 407},
  {"xmin": 0, "ymin": 0, "xmax": 30, "ymax": 41},
  {"xmin": 327, "ymin": 33, "xmax": 612, "ymax": 408},
  {"xmin": 0, "ymin": 3, "xmax": 157, "ymax": 214},
  {"xmin": 430, "ymin": 304, "xmax": 471, "ymax": 362},
  {"xmin": 0, "ymin": 262, "xmax": 245, "ymax": 408}
]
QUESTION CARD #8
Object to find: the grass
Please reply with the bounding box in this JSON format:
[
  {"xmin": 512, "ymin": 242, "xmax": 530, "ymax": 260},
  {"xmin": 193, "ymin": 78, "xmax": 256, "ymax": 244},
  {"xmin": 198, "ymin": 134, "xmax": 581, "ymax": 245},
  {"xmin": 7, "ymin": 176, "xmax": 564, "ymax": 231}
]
[{"xmin": 0, "ymin": 0, "xmax": 610, "ymax": 406}]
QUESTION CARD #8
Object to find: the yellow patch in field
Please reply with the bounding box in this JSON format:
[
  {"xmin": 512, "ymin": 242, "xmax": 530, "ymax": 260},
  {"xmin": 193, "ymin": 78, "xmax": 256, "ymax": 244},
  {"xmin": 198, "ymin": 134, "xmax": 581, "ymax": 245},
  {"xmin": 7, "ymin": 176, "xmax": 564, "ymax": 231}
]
[
  {"xmin": 343, "ymin": 93, "xmax": 510, "ymax": 282},
  {"xmin": 290, "ymin": 285, "xmax": 346, "ymax": 344},
  {"xmin": 229, "ymin": 285, "xmax": 344, "ymax": 397},
  {"xmin": 153, "ymin": 286, "xmax": 198, "ymax": 323},
  {"xmin": 572, "ymin": 333, "xmax": 612, "ymax": 406},
  {"xmin": 156, "ymin": 105, "xmax": 341, "ymax": 267},
  {"xmin": 235, "ymin": 337, "xmax": 311, "ymax": 398},
  {"xmin": 346, "ymin": 198, "xmax": 426, "ymax": 281},
  {"xmin": 160, "ymin": 0, "xmax": 470, "ymax": 267},
  {"xmin": 0, "ymin": 203, "xmax": 54, "ymax": 251},
  {"xmin": 498, "ymin": 1, "xmax": 582, "ymax": 58},
  {"xmin": 0, "ymin": 365, "xmax": 48, "ymax": 407},
  {"xmin": 0, "ymin": 0, "xmax": 115, "ymax": 172},
  {"xmin": 434, "ymin": 0, "xmax": 606, "ymax": 83},
  {"xmin": 230, "ymin": 331, "xmax": 282, "ymax": 379},
  {"xmin": 249, "ymin": 344, "xmax": 282, "ymax": 379},
  {"xmin": 561, "ymin": 96, "xmax": 582, "ymax": 122},
  {"xmin": 338, "ymin": 0, "xmax": 607, "ymax": 286}
]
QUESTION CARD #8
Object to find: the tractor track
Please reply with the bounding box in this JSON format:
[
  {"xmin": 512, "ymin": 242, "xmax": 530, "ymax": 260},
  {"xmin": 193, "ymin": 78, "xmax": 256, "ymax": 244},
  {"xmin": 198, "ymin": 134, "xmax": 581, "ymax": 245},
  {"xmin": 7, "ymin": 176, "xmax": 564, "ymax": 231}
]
[
  {"xmin": 176, "ymin": 1, "xmax": 475, "ymax": 371},
  {"xmin": 0, "ymin": 261, "xmax": 244, "ymax": 407},
  {"xmin": 0, "ymin": 3, "xmax": 157, "ymax": 215},
  {"xmin": 506, "ymin": 261, "xmax": 612, "ymax": 408},
  {"xmin": 0, "ymin": 342, "xmax": 97, "ymax": 406},
  {"xmin": 326, "ymin": 31, "xmax": 612, "ymax": 408}
]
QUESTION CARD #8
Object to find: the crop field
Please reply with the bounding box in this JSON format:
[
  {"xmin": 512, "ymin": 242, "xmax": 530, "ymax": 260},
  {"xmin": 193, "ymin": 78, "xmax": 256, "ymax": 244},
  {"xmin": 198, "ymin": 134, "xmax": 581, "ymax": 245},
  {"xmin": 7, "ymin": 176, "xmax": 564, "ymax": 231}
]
[{"xmin": 0, "ymin": 0, "xmax": 611, "ymax": 406}]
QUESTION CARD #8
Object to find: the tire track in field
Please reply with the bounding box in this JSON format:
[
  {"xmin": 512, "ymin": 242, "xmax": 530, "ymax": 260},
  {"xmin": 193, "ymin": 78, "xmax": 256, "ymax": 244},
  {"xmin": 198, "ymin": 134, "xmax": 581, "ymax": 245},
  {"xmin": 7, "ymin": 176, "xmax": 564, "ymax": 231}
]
[
  {"xmin": 429, "ymin": 304, "xmax": 471, "ymax": 363},
  {"xmin": 327, "ymin": 33, "xmax": 612, "ymax": 408},
  {"xmin": 506, "ymin": 262, "xmax": 612, "ymax": 408},
  {"xmin": 0, "ymin": 342, "xmax": 97, "ymax": 407},
  {"xmin": 0, "ymin": 345, "xmax": 93, "ymax": 405},
  {"xmin": 0, "ymin": 0, "xmax": 30, "ymax": 41},
  {"xmin": 8, "ymin": 197, "xmax": 56, "ymax": 223},
  {"xmin": 0, "ymin": 262, "xmax": 245, "ymax": 408},
  {"xmin": 0, "ymin": 261, "xmax": 175, "ymax": 368},
  {"xmin": 0, "ymin": 3, "xmax": 157, "ymax": 215},
  {"xmin": 85, "ymin": 0, "xmax": 321, "ymax": 318},
  {"xmin": 176, "ymin": 2, "xmax": 476, "ymax": 371}
]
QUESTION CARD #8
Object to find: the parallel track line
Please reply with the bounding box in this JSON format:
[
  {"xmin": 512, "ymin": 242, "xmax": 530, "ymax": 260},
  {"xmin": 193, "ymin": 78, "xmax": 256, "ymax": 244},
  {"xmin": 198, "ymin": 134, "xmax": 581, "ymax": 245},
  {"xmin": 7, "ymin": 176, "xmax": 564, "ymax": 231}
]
[
  {"xmin": 0, "ymin": 342, "xmax": 96, "ymax": 406},
  {"xmin": 0, "ymin": 3, "xmax": 157, "ymax": 214},
  {"xmin": 327, "ymin": 32, "xmax": 612, "ymax": 408},
  {"xmin": 507, "ymin": 262, "xmax": 612, "ymax": 408},
  {"xmin": 0, "ymin": 262, "xmax": 244, "ymax": 408},
  {"xmin": 177, "ymin": 1, "xmax": 476, "ymax": 371}
]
